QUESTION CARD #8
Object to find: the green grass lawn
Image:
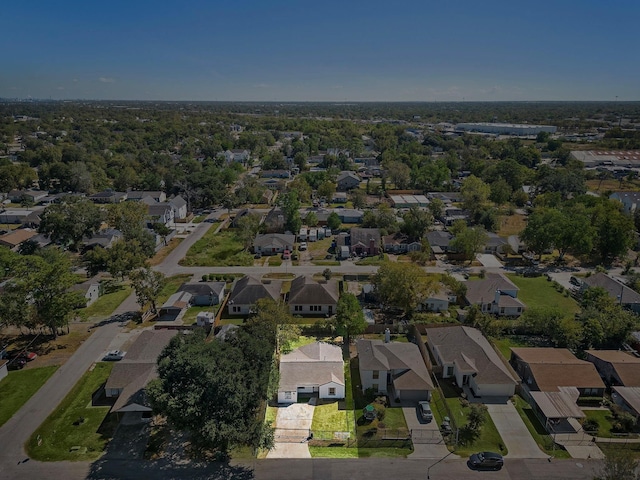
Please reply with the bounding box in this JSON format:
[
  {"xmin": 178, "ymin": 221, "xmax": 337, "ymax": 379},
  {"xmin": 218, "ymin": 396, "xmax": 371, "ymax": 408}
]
[
  {"xmin": 507, "ymin": 275, "xmax": 579, "ymax": 314},
  {"xmin": 79, "ymin": 285, "xmax": 133, "ymax": 321},
  {"xmin": 27, "ymin": 363, "xmax": 115, "ymax": 461},
  {"xmin": 513, "ymin": 396, "xmax": 571, "ymax": 458},
  {"xmin": 493, "ymin": 337, "xmax": 535, "ymax": 360},
  {"xmin": 156, "ymin": 274, "xmax": 193, "ymax": 306},
  {"xmin": 182, "ymin": 305, "xmax": 219, "ymax": 325},
  {"xmin": 355, "ymin": 255, "xmax": 389, "ymax": 266},
  {"xmin": 309, "ymin": 446, "xmax": 412, "ymax": 458},
  {"xmin": 312, "ymin": 401, "xmax": 352, "ymax": 434},
  {"xmin": 584, "ymin": 409, "xmax": 616, "ymax": 438},
  {"xmin": 180, "ymin": 229, "xmax": 253, "ymax": 266},
  {"xmin": 312, "ymin": 260, "xmax": 341, "ymax": 266},
  {"xmin": 439, "ymin": 381, "xmax": 507, "ymax": 457},
  {"xmin": 598, "ymin": 442, "xmax": 640, "ymax": 459},
  {"xmin": 0, "ymin": 366, "xmax": 59, "ymax": 427}
]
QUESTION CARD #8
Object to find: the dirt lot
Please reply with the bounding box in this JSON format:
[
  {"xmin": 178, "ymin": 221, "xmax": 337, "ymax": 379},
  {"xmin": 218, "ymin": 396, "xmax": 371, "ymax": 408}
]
[{"xmin": 1, "ymin": 322, "xmax": 92, "ymax": 369}]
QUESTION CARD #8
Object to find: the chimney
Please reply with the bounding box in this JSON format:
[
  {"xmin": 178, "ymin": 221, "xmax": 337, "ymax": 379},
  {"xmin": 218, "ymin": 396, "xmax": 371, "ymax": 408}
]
[
  {"xmin": 384, "ymin": 328, "xmax": 391, "ymax": 343},
  {"xmin": 494, "ymin": 289, "xmax": 501, "ymax": 305},
  {"xmin": 369, "ymin": 238, "xmax": 375, "ymax": 254}
]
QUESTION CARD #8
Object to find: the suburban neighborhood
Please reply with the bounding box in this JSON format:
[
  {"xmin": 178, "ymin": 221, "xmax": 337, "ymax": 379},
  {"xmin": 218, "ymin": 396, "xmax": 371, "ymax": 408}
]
[{"xmin": 1, "ymin": 99, "xmax": 640, "ymax": 480}]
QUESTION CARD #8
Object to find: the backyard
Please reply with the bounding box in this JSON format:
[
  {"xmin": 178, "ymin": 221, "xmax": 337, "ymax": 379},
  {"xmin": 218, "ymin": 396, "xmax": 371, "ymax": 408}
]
[
  {"xmin": 179, "ymin": 229, "xmax": 253, "ymax": 266},
  {"xmin": 27, "ymin": 362, "xmax": 116, "ymax": 461},
  {"xmin": 507, "ymin": 274, "xmax": 580, "ymax": 314}
]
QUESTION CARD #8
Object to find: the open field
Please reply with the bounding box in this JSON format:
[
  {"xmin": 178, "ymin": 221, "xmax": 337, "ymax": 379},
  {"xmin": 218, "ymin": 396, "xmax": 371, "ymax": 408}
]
[
  {"xmin": 498, "ymin": 214, "xmax": 527, "ymax": 237},
  {"xmin": 148, "ymin": 237, "xmax": 183, "ymax": 266},
  {"xmin": 586, "ymin": 179, "xmax": 640, "ymax": 193},
  {"xmin": 180, "ymin": 229, "xmax": 253, "ymax": 267}
]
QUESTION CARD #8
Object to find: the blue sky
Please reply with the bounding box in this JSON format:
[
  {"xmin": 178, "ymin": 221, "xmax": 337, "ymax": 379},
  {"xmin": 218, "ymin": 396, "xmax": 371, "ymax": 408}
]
[{"xmin": 2, "ymin": 0, "xmax": 639, "ymax": 101}]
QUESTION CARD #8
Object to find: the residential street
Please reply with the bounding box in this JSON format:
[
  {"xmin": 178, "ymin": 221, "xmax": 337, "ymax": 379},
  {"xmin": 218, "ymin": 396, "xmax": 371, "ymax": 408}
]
[{"xmin": 0, "ymin": 210, "xmax": 619, "ymax": 479}]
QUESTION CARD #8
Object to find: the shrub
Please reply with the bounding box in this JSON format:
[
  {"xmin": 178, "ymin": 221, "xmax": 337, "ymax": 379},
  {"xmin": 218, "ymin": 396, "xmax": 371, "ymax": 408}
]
[
  {"xmin": 582, "ymin": 418, "xmax": 599, "ymax": 433},
  {"xmin": 202, "ymin": 275, "xmax": 208, "ymax": 282}
]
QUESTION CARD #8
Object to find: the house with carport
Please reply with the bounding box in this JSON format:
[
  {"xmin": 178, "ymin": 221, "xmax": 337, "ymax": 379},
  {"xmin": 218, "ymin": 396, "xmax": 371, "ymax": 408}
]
[
  {"xmin": 179, "ymin": 282, "xmax": 226, "ymax": 306},
  {"xmin": 426, "ymin": 326, "xmax": 519, "ymax": 399},
  {"xmin": 277, "ymin": 342, "xmax": 345, "ymax": 404},
  {"xmin": 103, "ymin": 330, "xmax": 178, "ymax": 421},
  {"xmin": 357, "ymin": 338, "xmax": 433, "ymax": 402},
  {"xmin": 510, "ymin": 347, "xmax": 605, "ymax": 433}
]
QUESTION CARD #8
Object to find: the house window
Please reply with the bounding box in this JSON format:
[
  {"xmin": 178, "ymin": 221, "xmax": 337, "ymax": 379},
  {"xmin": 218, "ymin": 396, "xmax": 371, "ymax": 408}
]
[
  {"xmin": 446, "ymin": 366, "xmax": 454, "ymax": 377},
  {"xmin": 285, "ymin": 391, "xmax": 292, "ymax": 400},
  {"xmin": 372, "ymin": 370, "xmax": 379, "ymax": 380},
  {"xmin": 232, "ymin": 306, "xmax": 240, "ymax": 313},
  {"xmin": 372, "ymin": 383, "xmax": 379, "ymax": 392},
  {"xmin": 500, "ymin": 307, "xmax": 505, "ymax": 314},
  {"xmin": 328, "ymin": 387, "xmax": 336, "ymax": 396},
  {"xmin": 517, "ymin": 307, "xmax": 522, "ymax": 313},
  {"xmin": 294, "ymin": 305, "xmax": 302, "ymax": 312}
]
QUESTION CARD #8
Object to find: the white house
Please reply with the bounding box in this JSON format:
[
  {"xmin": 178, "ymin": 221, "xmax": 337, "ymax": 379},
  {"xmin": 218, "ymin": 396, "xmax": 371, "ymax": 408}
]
[
  {"xmin": 419, "ymin": 287, "xmax": 456, "ymax": 313},
  {"xmin": 464, "ymin": 273, "xmax": 526, "ymax": 317},
  {"xmin": 427, "ymin": 326, "xmax": 519, "ymax": 399},
  {"xmin": 277, "ymin": 342, "xmax": 345, "ymax": 404},
  {"xmin": 169, "ymin": 195, "xmax": 188, "ymax": 219}
]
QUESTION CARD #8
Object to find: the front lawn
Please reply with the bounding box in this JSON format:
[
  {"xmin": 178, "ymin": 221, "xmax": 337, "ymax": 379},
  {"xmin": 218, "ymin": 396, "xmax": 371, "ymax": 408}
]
[
  {"xmin": 507, "ymin": 274, "xmax": 580, "ymax": 314},
  {"xmin": 180, "ymin": 229, "xmax": 253, "ymax": 266},
  {"xmin": 309, "ymin": 446, "xmax": 412, "ymax": 458},
  {"xmin": 0, "ymin": 366, "xmax": 59, "ymax": 427},
  {"xmin": 312, "ymin": 401, "xmax": 353, "ymax": 435},
  {"xmin": 79, "ymin": 285, "xmax": 133, "ymax": 321},
  {"xmin": 355, "ymin": 255, "xmax": 389, "ymax": 266},
  {"xmin": 27, "ymin": 362, "xmax": 115, "ymax": 461}
]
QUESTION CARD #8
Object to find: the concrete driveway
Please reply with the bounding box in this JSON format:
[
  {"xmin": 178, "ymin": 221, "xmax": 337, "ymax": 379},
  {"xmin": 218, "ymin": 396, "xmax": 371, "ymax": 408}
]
[
  {"xmin": 476, "ymin": 253, "xmax": 503, "ymax": 268},
  {"xmin": 487, "ymin": 402, "xmax": 548, "ymax": 458},
  {"xmin": 401, "ymin": 405, "xmax": 455, "ymax": 459},
  {"xmin": 267, "ymin": 403, "xmax": 315, "ymax": 459}
]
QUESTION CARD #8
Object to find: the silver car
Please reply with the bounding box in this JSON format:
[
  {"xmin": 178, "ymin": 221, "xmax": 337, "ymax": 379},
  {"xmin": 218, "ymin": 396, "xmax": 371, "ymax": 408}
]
[{"xmin": 417, "ymin": 401, "xmax": 433, "ymax": 422}]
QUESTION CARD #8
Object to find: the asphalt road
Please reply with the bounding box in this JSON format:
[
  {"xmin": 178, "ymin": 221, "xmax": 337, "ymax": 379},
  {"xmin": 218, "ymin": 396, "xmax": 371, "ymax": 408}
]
[{"xmin": 0, "ymin": 209, "xmax": 615, "ymax": 479}]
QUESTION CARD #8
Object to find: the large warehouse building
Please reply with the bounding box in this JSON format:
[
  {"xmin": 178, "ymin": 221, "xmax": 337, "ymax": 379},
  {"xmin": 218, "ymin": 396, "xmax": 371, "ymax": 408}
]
[{"xmin": 455, "ymin": 123, "xmax": 557, "ymax": 136}]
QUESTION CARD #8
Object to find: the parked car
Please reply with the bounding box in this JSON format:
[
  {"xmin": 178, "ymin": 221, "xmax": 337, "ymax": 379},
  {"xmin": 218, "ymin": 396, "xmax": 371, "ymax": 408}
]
[
  {"xmin": 299, "ymin": 242, "xmax": 308, "ymax": 251},
  {"xmin": 254, "ymin": 252, "xmax": 262, "ymax": 259},
  {"xmin": 282, "ymin": 250, "xmax": 291, "ymax": 260},
  {"xmin": 468, "ymin": 452, "xmax": 504, "ymax": 471},
  {"xmin": 417, "ymin": 401, "xmax": 433, "ymax": 422},
  {"xmin": 103, "ymin": 350, "xmax": 125, "ymax": 361},
  {"xmin": 7, "ymin": 357, "xmax": 27, "ymax": 370},
  {"xmin": 570, "ymin": 276, "xmax": 581, "ymax": 286},
  {"xmin": 7, "ymin": 350, "xmax": 37, "ymax": 361}
]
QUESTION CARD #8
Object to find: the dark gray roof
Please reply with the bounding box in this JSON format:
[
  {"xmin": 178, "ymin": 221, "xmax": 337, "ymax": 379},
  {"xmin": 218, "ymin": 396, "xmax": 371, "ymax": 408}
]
[
  {"xmin": 464, "ymin": 273, "xmax": 519, "ymax": 305},
  {"xmin": 253, "ymin": 233, "xmax": 295, "ymax": 248},
  {"xmin": 179, "ymin": 282, "xmax": 225, "ymax": 298},
  {"xmin": 337, "ymin": 171, "xmax": 360, "ymax": 182},
  {"xmin": 169, "ymin": 195, "xmax": 187, "ymax": 209},
  {"xmin": 427, "ymin": 326, "xmax": 519, "ymax": 386},
  {"xmin": 125, "ymin": 330, "xmax": 179, "ymax": 363},
  {"xmin": 582, "ymin": 273, "xmax": 640, "ymax": 306},
  {"xmin": 426, "ymin": 230, "xmax": 453, "ymax": 248},
  {"xmin": 288, "ymin": 276, "xmax": 339, "ymax": 305},
  {"xmin": 229, "ymin": 276, "xmax": 281, "ymax": 305},
  {"xmin": 350, "ymin": 227, "xmax": 381, "ymax": 247}
]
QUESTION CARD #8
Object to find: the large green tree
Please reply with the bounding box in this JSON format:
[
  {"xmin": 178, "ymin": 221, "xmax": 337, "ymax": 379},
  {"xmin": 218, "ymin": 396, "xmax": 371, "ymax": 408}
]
[
  {"xmin": 335, "ymin": 293, "xmax": 366, "ymax": 345},
  {"xmin": 148, "ymin": 325, "xmax": 275, "ymax": 454},
  {"xmin": 130, "ymin": 267, "xmax": 166, "ymax": 315},
  {"xmin": 372, "ymin": 262, "xmax": 437, "ymax": 315},
  {"xmin": 0, "ymin": 249, "xmax": 83, "ymax": 337},
  {"xmin": 38, "ymin": 196, "xmax": 104, "ymax": 250},
  {"xmin": 450, "ymin": 225, "xmax": 488, "ymax": 263}
]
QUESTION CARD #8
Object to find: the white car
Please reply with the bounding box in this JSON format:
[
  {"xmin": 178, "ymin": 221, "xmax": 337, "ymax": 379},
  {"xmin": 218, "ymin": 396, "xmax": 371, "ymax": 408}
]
[
  {"xmin": 103, "ymin": 350, "xmax": 125, "ymax": 361},
  {"xmin": 299, "ymin": 242, "xmax": 308, "ymax": 251}
]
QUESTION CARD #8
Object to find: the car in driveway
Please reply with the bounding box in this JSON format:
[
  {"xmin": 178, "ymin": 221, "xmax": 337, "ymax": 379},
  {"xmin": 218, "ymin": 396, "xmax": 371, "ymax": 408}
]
[
  {"xmin": 468, "ymin": 451, "xmax": 503, "ymax": 471},
  {"xmin": 417, "ymin": 401, "xmax": 433, "ymax": 422},
  {"xmin": 103, "ymin": 350, "xmax": 125, "ymax": 361},
  {"xmin": 299, "ymin": 242, "xmax": 308, "ymax": 251}
]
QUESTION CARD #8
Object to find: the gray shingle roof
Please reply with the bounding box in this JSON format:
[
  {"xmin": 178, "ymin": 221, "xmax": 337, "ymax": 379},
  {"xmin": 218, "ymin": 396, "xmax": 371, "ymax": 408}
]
[
  {"xmin": 582, "ymin": 273, "xmax": 640, "ymax": 306},
  {"xmin": 279, "ymin": 342, "xmax": 344, "ymax": 391},
  {"xmin": 288, "ymin": 276, "xmax": 339, "ymax": 305},
  {"xmin": 253, "ymin": 233, "xmax": 295, "ymax": 249},
  {"xmin": 229, "ymin": 276, "xmax": 281, "ymax": 305},
  {"xmin": 464, "ymin": 273, "xmax": 519, "ymax": 305},
  {"xmin": 357, "ymin": 339, "xmax": 433, "ymax": 391},
  {"xmin": 427, "ymin": 326, "xmax": 519, "ymax": 386}
]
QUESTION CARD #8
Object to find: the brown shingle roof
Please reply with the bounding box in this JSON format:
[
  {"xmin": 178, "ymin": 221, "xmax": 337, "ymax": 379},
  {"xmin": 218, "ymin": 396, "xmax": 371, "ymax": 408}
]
[{"xmin": 229, "ymin": 275, "xmax": 281, "ymax": 305}]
